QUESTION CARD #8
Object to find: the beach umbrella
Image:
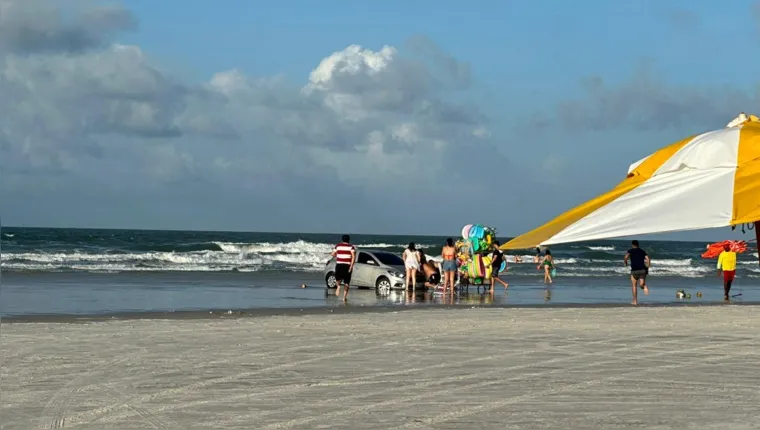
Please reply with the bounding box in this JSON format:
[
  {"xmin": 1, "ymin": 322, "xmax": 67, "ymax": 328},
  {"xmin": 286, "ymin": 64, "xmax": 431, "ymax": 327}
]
[{"xmin": 501, "ymin": 113, "xmax": 760, "ymax": 263}]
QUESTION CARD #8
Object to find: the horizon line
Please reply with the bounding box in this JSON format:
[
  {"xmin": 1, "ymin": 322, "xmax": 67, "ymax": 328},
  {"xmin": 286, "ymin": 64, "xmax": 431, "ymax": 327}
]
[{"xmin": 0, "ymin": 224, "xmax": 728, "ymax": 244}]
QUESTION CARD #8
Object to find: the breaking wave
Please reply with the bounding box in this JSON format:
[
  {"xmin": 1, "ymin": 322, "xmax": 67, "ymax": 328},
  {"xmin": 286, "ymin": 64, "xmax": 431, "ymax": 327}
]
[{"xmin": 0, "ymin": 240, "xmax": 746, "ymax": 278}]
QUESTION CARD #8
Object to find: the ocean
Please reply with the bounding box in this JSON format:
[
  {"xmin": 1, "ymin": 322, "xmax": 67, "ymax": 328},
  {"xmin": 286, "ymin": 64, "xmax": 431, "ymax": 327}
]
[{"xmin": 1, "ymin": 227, "xmax": 759, "ymax": 316}]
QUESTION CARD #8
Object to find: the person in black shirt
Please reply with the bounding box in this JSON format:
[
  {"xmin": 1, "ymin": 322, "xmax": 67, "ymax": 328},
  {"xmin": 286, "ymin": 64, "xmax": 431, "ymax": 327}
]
[
  {"xmin": 624, "ymin": 240, "xmax": 651, "ymax": 306},
  {"xmin": 489, "ymin": 241, "xmax": 509, "ymax": 293}
]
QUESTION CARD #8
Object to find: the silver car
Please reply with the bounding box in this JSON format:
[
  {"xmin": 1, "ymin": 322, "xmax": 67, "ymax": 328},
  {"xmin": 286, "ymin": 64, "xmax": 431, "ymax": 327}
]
[{"xmin": 324, "ymin": 249, "xmax": 414, "ymax": 294}]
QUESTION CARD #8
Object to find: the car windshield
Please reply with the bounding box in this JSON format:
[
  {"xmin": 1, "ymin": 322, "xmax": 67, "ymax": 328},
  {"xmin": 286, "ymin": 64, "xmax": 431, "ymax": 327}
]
[{"xmin": 373, "ymin": 252, "xmax": 404, "ymax": 266}]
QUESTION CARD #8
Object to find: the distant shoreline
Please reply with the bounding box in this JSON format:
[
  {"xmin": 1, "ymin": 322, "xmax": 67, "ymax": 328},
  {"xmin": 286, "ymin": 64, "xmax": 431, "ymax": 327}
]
[{"xmin": 3, "ymin": 301, "xmax": 757, "ymax": 324}]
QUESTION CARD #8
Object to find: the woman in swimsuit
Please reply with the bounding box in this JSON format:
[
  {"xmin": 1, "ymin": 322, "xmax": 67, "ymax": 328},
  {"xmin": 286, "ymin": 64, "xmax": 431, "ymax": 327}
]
[
  {"xmin": 441, "ymin": 237, "xmax": 458, "ymax": 294},
  {"xmin": 538, "ymin": 249, "xmax": 554, "ymax": 284},
  {"xmin": 403, "ymin": 242, "xmax": 420, "ymax": 290}
]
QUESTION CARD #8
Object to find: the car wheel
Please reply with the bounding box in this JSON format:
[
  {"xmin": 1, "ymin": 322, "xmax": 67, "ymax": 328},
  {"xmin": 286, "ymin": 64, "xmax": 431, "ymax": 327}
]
[
  {"xmin": 375, "ymin": 276, "xmax": 391, "ymax": 296},
  {"xmin": 325, "ymin": 272, "xmax": 337, "ymax": 289}
]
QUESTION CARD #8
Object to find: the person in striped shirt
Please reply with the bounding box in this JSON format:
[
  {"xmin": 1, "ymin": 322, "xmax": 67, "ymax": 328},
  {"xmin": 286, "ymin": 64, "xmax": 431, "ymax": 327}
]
[{"xmin": 332, "ymin": 234, "xmax": 356, "ymax": 301}]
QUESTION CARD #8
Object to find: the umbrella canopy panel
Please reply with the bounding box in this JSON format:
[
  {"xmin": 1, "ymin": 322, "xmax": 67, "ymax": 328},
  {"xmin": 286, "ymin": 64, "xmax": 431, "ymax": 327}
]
[{"xmin": 502, "ymin": 116, "xmax": 760, "ymax": 250}]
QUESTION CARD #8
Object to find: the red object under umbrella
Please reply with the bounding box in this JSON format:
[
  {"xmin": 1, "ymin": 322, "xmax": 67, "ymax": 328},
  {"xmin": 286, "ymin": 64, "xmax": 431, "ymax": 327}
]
[{"xmin": 701, "ymin": 240, "xmax": 752, "ymax": 259}]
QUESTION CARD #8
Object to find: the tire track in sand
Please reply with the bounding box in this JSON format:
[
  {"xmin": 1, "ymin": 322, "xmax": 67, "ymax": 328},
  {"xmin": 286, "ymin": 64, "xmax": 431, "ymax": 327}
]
[
  {"xmin": 394, "ymin": 341, "xmax": 759, "ymax": 429},
  {"xmin": 69, "ymin": 322, "xmax": 503, "ymax": 426},
  {"xmin": 257, "ymin": 338, "xmax": 750, "ymax": 429},
  {"xmin": 39, "ymin": 354, "xmax": 137, "ymax": 429},
  {"xmin": 104, "ymin": 332, "xmax": 656, "ymax": 425}
]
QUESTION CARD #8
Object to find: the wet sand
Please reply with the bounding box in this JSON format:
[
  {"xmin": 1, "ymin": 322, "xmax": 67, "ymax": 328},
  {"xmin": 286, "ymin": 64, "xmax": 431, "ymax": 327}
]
[{"xmin": 2, "ymin": 306, "xmax": 760, "ymax": 429}]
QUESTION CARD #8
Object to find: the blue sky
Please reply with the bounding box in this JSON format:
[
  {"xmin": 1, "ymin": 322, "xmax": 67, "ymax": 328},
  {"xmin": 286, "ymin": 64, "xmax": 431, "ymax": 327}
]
[{"xmin": 2, "ymin": 0, "xmax": 760, "ymax": 241}]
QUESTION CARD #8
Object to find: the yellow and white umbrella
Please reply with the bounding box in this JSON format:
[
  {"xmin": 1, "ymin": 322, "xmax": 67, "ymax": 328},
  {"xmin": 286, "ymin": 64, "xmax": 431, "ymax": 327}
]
[{"xmin": 501, "ymin": 113, "xmax": 760, "ymax": 250}]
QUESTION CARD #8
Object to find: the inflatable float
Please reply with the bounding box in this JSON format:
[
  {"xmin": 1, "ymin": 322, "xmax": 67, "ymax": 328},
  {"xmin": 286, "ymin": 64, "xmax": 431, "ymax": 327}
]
[
  {"xmin": 456, "ymin": 223, "xmax": 503, "ymax": 286},
  {"xmin": 701, "ymin": 240, "xmax": 750, "ymax": 259}
]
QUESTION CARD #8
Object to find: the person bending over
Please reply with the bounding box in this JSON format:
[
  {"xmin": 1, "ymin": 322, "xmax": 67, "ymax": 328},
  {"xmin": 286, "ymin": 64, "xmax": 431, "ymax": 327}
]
[{"xmin": 421, "ymin": 260, "xmax": 442, "ymax": 289}]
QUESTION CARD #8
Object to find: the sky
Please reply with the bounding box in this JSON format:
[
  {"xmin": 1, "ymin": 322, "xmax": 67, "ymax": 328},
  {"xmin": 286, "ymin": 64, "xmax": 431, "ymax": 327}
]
[{"xmin": 2, "ymin": 0, "xmax": 760, "ymax": 241}]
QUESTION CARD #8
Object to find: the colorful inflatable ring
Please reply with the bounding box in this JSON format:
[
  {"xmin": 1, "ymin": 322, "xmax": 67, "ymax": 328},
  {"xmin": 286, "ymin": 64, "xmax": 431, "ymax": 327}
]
[{"xmin": 461, "ymin": 224, "xmax": 473, "ymax": 240}]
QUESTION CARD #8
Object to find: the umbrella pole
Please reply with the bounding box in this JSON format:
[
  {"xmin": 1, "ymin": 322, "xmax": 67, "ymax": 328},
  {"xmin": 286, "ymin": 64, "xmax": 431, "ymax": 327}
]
[{"xmin": 756, "ymin": 222, "xmax": 760, "ymax": 265}]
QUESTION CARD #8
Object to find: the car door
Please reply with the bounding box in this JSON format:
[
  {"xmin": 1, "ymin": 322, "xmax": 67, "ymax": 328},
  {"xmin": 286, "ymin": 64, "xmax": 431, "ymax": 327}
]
[{"xmin": 352, "ymin": 251, "xmax": 377, "ymax": 287}]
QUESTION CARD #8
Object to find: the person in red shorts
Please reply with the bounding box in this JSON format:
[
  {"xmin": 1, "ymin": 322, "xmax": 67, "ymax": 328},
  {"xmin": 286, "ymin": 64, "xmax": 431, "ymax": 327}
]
[{"xmin": 717, "ymin": 243, "xmax": 737, "ymax": 301}]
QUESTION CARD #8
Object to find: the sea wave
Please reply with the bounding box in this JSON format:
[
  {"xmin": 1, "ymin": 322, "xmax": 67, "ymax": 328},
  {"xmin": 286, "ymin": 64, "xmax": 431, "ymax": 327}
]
[
  {"xmin": 0, "ymin": 240, "xmax": 415, "ymax": 273},
  {"xmin": 0, "ymin": 238, "xmax": 753, "ymax": 278},
  {"xmin": 587, "ymin": 245, "xmax": 615, "ymax": 251}
]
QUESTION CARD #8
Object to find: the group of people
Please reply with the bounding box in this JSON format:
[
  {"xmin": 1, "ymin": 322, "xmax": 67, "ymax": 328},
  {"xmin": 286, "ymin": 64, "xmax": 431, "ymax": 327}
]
[
  {"xmin": 330, "ymin": 234, "xmax": 740, "ymax": 305},
  {"xmin": 400, "ymin": 239, "xmax": 509, "ymax": 294}
]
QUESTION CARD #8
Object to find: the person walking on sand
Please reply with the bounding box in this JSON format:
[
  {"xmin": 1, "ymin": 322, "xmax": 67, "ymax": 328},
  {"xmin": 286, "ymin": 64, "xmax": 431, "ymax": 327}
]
[
  {"xmin": 331, "ymin": 234, "xmax": 356, "ymax": 301},
  {"xmin": 624, "ymin": 239, "xmax": 650, "ymax": 305},
  {"xmin": 403, "ymin": 243, "xmax": 420, "ymax": 290},
  {"xmin": 489, "ymin": 241, "xmax": 509, "ymax": 293},
  {"xmin": 538, "ymin": 249, "xmax": 555, "ymax": 284},
  {"xmin": 441, "ymin": 238, "xmax": 458, "ymax": 294},
  {"xmin": 717, "ymin": 243, "xmax": 737, "ymax": 301}
]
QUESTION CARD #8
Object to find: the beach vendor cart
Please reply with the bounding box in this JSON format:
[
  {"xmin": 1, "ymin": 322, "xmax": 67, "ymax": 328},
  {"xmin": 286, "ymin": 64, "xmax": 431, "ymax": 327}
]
[{"xmin": 455, "ymin": 224, "xmax": 506, "ymax": 294}]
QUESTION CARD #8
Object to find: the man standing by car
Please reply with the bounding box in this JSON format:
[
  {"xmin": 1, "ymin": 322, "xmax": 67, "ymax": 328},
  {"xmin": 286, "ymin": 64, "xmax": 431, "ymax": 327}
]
[
  {"xmin": 624, "ymin": 240, "xmax": 651, "ymax": 306},
  {"xmin": 332, "ymin": 234, "xmax": 356, "ymax": 302}
]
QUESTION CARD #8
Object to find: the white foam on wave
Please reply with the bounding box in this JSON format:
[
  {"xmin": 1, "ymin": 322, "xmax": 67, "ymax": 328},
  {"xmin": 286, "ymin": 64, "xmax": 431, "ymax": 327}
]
[
  {"xmin": 553, "ymin": 264, "xmax": 712, "ymax": 278},
  {"xmin": 587, "ymin": 246, "xmax": 615, "ymax": 251},
  {"xmin": 0, "ymin": 240, "xmax": 410, "ymax": 273},
  {"xmin": 0, "ymin": 239, "xmax": 751, "ymax": 278}
]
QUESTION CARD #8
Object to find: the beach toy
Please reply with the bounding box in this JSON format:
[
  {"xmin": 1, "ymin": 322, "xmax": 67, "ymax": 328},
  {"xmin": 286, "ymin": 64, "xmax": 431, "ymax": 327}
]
[
  {"xmin": 550, "ymin": 268, "xmax": 557, "ymax": 277},
  {"xmin": 477, "ymin": 255, "xmax": 487, "ymax": 277},
  {"xmin": 467, "ymin": 224, "xmax": 478, "ymax": 238},
  {"xmin": 469, "ymin": 224, "xmax": 484, "ymax": 240},
  {"xmin": 500, "ymin": 261, "xmax": 507, "ymax": 272},
  {"xmin": 461, "ymin": 224, "xmax": 473, "ymax": 239}
]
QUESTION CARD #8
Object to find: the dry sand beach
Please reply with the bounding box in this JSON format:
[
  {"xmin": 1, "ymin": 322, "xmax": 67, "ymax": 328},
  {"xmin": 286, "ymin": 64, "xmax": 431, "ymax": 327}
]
[{"xmin": 2, "ymin": 306, "xmax": 760, "ymax": 429}]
